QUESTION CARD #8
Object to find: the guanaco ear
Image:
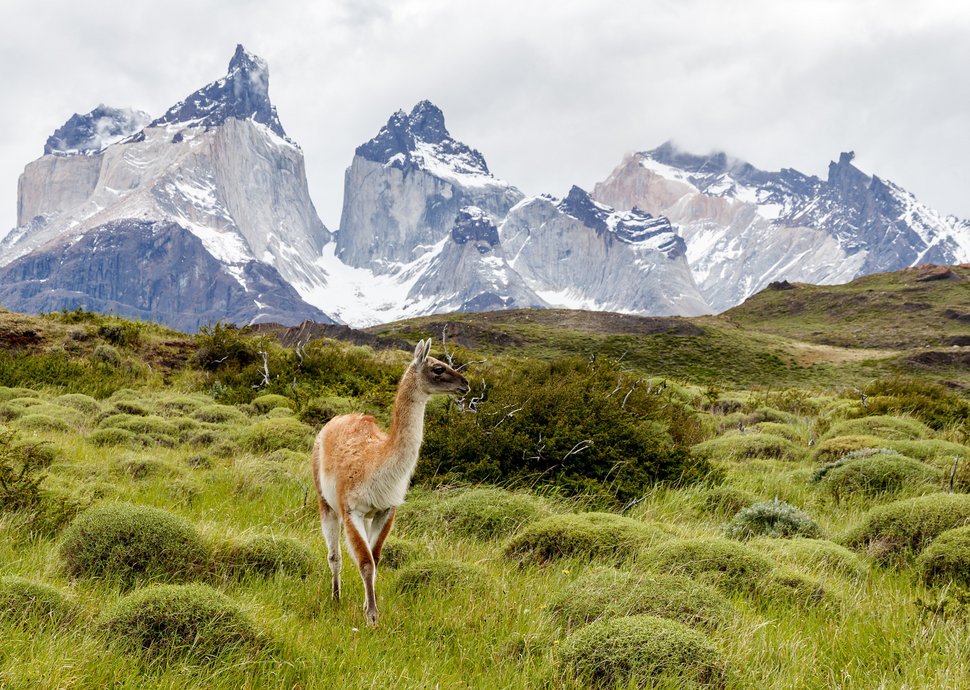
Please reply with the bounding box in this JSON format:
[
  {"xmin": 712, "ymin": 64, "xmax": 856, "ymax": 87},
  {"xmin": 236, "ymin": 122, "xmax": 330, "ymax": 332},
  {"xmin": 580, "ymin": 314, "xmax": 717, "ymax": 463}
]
[{"xmin": 412, "ymin": 338, "xmax": 431, "ymax": 365}]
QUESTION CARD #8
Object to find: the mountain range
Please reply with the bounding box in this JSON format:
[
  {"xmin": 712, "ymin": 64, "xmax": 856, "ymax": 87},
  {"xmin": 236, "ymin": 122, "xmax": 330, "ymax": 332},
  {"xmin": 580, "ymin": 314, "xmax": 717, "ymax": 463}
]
[{"xmin": 0, "ymin": 45, "xmax": 967, "ymax": 330}]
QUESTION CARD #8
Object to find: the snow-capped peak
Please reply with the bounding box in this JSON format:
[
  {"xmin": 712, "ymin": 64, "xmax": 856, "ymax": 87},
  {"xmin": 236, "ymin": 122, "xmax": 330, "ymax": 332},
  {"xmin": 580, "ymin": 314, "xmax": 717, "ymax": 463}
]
[
  {"xmin": 44, "ymin": 105, "xmax": 151, "ymax": 156},
  {"xmin": 150, "ymin": 44, "xmax": 290, "ymax": 142},
  {"xmin": 557, "ymin": 185, "xmax": 678, "ymax": 248},
  {"xmin": 356, "ymin": 101, "xmax": 508, "ymax": 188}
]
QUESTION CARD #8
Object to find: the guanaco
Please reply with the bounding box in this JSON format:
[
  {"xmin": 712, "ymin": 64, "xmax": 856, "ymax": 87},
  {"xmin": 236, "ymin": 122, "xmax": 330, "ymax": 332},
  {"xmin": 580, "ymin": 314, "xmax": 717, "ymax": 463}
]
[{"xmin": 310, "ymin": 338, "xmax": 469, "ymax": 626}]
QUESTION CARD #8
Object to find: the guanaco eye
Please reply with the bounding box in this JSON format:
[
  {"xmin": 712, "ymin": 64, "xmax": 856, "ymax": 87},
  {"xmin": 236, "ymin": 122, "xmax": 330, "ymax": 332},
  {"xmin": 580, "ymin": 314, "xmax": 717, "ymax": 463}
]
[{"xmin": 432, "ymin": 366, "xmax": 445, "ymax": 375}]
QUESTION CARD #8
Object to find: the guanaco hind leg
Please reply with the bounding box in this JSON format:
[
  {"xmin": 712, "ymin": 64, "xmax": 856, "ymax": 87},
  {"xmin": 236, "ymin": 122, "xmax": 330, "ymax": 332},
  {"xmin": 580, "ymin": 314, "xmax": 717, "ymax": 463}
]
[{"xmin": 318, "ymin": 499, "xmax": 342, "ymax": 601}]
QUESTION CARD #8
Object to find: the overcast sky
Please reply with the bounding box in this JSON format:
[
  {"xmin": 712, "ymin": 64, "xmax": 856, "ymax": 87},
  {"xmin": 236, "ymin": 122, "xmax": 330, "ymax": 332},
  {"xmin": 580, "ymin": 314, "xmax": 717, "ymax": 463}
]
[{"xmin": 1, "ymin": 0, "xmax": 968, "ymax": 233}]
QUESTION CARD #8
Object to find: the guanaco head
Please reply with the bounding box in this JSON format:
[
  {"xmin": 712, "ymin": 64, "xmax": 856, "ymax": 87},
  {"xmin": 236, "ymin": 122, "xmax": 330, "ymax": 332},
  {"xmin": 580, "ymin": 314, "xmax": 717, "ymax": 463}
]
[{"xmin": 410, "ymin": 338, "xmax": 470, "ymax": 396}]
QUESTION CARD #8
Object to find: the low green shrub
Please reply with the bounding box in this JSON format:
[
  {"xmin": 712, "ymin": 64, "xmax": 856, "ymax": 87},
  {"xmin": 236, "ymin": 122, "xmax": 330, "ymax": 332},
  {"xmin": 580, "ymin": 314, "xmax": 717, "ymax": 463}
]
[
  {"xmin": 822, "ymin": 415, "xmax": 935, "ymax": 442},
  {"xmin": 842, "ymin": 494, "xmax": 970, "ymax": 563},
  {"xmin": 213, "ymin": 534, "xmax": 318, "ymax": 579},
  {"xmin": 505, "ymin": 512, "xmax": 669, "ymax": 565},
  {"xmin": 754, "ymin": 422, "xmax": 808, "ymax": 444},
  {"xmin": 394, "ymin": 559, "xmax": 489, "ymax": 593},
  {"xmin": 117, "ymin": 456, "xmax": 182, "ymax": 481},
  {"xmin": 691, "ymin": 433, "xmax": 804, "ymax": 463},
  {"xmin": 815, "ymin": 454, "xmax": 942, "ymax": 500},
  {"xmin": 755, "ymin": 567, "xmax": 835, "ymax": 608},
  {"xmin": 752, "ymin": 538, "xmax": 868, "ymax": 579},
  {"xmin": 0, "ymin": 576, "xmax": 76, "ymax": 627},
  {"xmin": 59, "ymin": 502, "xmax": 210, "ymax": 587},
  {"xmin": 696, "ymin": 485, "xmax": 759, "ymax": 517},
  {"xmin": 0, "ymin": 387, "xmax": 40, "ymax": 402},
  {"xmin": 0, "ymin": 427, "xmax": 55, "ymax": 511},
  {"xmin": 378, "ymin": 536, "xmax": 427, "ymax": 569},
  {"xmin": 725, "ymin": 501, "xmax": 822, "ymax": 540},
  {"xmin": 549, "ymin": 568, "xmax": 731, "ymax": 629},
  {"xmin": 88, "ymin": 428, "xmax": 139, "ymax": 447},
  {"xmin": 863, "ymin": 378, "xmax": 970, "ymax": 430},
  {"xmin": 192, "ymin": 404, "xmax": 248, "ymax": 425},
  {"xmin": 53, "ymin": 393, "xmax": 101, "ymax": 415},
  {"xmin": 98, "ymin": 414, "xmax": 181, "ymax": 445},
  {"xmin": 643, "ymin": 537, "xmax": 774, "ymax": 592},
  {"xmin": 557, "ymin": 614, "xmax": 726, "ymax": 689},
  {"xmin": 438, "ymin": 487, "xmax": 549, "ymax": 540},
  {"xmin": 915, "ymin": 525, "xmax": 970, "ymax": 587},
  {"xmin": 251, "ymin": 394, "xmax": 296, "ymax": 413},
  {"xmin": 812, "ymin": 436, "xmax": 893, "ymax": 464},
  {"xmin": 240, "ymin": 417, "xmax": 314, "ymax": 453},
  {"xmin": 100, "ymin": 583, "xmax": 261, "ymax": 662},
  {"xmin": 110, "ymin": 400, "xmax": 151, "ymax": 416}
]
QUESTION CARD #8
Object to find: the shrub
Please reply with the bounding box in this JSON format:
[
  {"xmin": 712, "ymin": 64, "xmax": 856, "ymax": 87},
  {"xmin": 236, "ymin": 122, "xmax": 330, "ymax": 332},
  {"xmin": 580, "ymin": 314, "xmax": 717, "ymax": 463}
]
[
  {"xmin": 155, "ymin": 395, "xmax": 208, "ymax": 415},
  {"xmin": 691, "ymin": 433, "xmax": 804, "ymax": 463},
  {"xmin": 419, "ymin": 357, "xmax": 709, "ymax": 504},
  {"xmin": 88, "ymin": 428, "xmax": 139, "ymax": 447},
  {"xmin": 394, "ymin": 559, "xmax": 489, "ymax": 593},
  {"xmin": 0, "ymin": 576, "xmax": 76, "ymax": 627},
  {"xmin": 549, "ymin": 568, "xmax": 731, "ymax": 629},
  {"xmin": 643, "ymin": 537, "xmax": 774, "ymax": 592},
  {"xmin": 754, "ymin": 422, "xmax": 808, "ymax": 444},
  {"xmin": 754, "ymin": 567, "xmax": 835, "ymax": 608},
  {"xmin": 816, "ymin": 454, "xmax": 942, "ymax": 500},
  {"xmin": 93, "ymin": 344, "xmax": 121, "ymax": 366},
  {"xmin": 213, "ymin": 534, "xmax": 318, "ymax": 579},
  {"xmin": 437, "ymin": 487, "xmax": 549, "ymax": 540},
  {"xmin": 0, "ymin": 427, "xmax": 55, "ymax": 511},
  {"xmin": 0, "ymin": 387, "xmax": 40, "ymax": 402},
  {"xmin": 240, "ymin": 417, "xmax": 313, "ymax": 453},
  {"xmin": 915, "ymin": 525, "xmax": 970, "ymax": 587},
  {"xmin": 378, "ymin": 536, "xmax": 427, "ymax": 569},
  {"xmin": 557, "ymin": 614, "xmax": 726, "ymax": 689},
  {"xmin": 251, "ymin": 394, "xmax": 296, "ymax": 413},
  {"xmin": 15, "ymin": 412, "xmax": 73, "ymax": 433},
  {"xmin": 192, "ymin": 404, "xmax": 248, "ymax": 425},
  {"xmin": 697, "ymin": 485, "xmax": 759, "ymax": 517},
  {"xmin": 59, "ymin": 502, "xmax": 210, "ymax": 587},
  {"xmin": 812, "ymin": 435, "xmax": 893, "ymax": 464},
  {"xmin": 117, "ymin": 456, "xmax": 182, "ymax": 481},
  {"xmin": 100, "ymin": 583, "xmax": 260, "ymax": 662},
  {"xmin": 97, "ymin": 322, "xmax": 142, "ymax": 347},
  {"xmin": 842, "ymin": 494, "xmax": 970, "ymax": 563},
  {"xmin": 98, "ymin": 414, "xmax": 181, "ymax": 445},
  {"xmin": 266, "ymin": 407, "xmax": 295, "ymax": 419},
  {"xmin": 752, "ymin": 538, "xmax": 868, "ymax": 579},
  {"xmin": 110, "ymin": 400, "xmax": 151, "ymax": 416},
  {"xmin": 505, "ymin": 512, "xmax": 669, "ymax": 565},
  {"xmin": 193, "ymin": 323, "xmax": 259, "ymax": 371},
  {"xmin": 725, "ymin": 501, "xmax": 823, "ymax": 540},
  {"xmin": 53, "ymin": 393, "xmax": 101, "ymax": 415},
  {"xmin": 863, "ymin": 378, "xmax": 970, "ymax": 430},
  {"xmin": 822, "ymin": 415, "xmax": 935, "ymax": 442}
]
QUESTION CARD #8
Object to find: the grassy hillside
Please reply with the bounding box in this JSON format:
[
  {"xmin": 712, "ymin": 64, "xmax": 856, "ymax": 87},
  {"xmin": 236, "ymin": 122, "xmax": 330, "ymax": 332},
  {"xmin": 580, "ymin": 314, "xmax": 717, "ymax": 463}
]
[{"xmin": 1, "ymin": 272, "xmax": 969, "ymax": 688}]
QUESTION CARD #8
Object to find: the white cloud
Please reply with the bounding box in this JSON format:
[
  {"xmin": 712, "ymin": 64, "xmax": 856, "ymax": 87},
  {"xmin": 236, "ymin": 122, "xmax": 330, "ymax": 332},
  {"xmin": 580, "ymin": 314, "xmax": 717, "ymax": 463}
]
[{"xmin": 1, "ymin": 0, "xmax": 968, "ymax": 235}]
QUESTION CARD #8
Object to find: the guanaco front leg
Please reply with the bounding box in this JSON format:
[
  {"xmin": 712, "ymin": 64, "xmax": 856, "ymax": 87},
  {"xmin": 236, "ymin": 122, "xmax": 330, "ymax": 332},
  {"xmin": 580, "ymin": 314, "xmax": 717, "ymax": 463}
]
[
  {"xmin": 368, "ymin": 507, "xmax": 396, "ymax": 566},
  {"xmin": 344, "ymin": 509, "xmax": 379, "ymax": 626}
]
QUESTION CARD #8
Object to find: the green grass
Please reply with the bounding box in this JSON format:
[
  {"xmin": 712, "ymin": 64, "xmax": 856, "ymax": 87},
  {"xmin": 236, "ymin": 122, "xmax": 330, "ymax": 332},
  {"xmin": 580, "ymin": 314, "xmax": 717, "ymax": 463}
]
[{"xmin": 0, "ymin": 301, "xmax": 969, "ymax": 688}]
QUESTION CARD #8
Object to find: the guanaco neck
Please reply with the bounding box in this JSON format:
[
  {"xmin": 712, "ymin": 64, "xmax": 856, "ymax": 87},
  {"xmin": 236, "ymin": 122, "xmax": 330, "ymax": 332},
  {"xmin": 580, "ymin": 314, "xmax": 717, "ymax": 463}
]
[{"xmin": 383, "ymin": 366, "xmax": 429, "ymax": 470}]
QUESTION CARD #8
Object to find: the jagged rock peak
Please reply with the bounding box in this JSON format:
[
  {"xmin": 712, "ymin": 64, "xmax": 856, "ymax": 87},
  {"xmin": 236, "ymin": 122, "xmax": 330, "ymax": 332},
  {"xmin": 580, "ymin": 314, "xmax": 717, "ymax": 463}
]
[
  {"xmin": 451, "ymin": 206, "xmax": 499, "ymax": 253},
  {"xmin": 150, "ymin": 44, "xmax": 289, "ymax": 141},
  {"xmin": 356, "ymin": 100, "xmax": 490, "ymax": 176},
  {"xmin": 643, "ymin": 140, "xmax": 762, "ymax": 180},
  {"xmin": 558, "ymin": 186, "xmax": 677, "ymax": 246},
  {"xmin": 44, "ymin": 105, "xmax": 151, "ymax": 155}
]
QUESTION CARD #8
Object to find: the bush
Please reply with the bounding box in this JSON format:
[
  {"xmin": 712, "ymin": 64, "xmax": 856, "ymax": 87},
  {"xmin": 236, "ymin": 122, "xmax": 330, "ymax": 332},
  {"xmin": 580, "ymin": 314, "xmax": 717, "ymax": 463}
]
[
  {"xmin": 862, "ymin": 378, "xmax": 970, "ymax": 430},
  {"xmin": 15, "ymin": 412, "xmax": 73, "ymax": 433},
  {"xmin": 213, "ymin": 534, "xmax": 318, "ymax": 579},
  {"xmin": 915, "ymin": 525, "xmax": 970, "ymax": 587},
  {"xmin": 549, "ymin": 568, "xmax": 731, "ymax": 629},
  {"xmin": 419, "ymin": 357, "xmax": 709, "ymax": 504},
  {"xmin": 0, "ymin": 427, "xmax": 55, "ymax": 511},
  {"xmin": 0, "ymin": 576, "xmax": 76, "ymax": 627},
  {"xmin": 53, "ymin": 393, "xmax": 101, "ymax": 415},
  {"xmin": 240, "ymin": 417, "xmax": 313, "ymax": 453},
  {"xmin": 117, "ymin": 456, "xmax": 182, "ymax": 481},
  {"xmin": 437, "ymin": 487, "xmax": 549, "ymax": 540},
  {"xmin": 643, "ymin": 537, "xmax": 774, "ymax": 592},
  {"xmin": 815, "ymin": 454, "xmax": 942, "ymax": 500},
  {"xmin": 505, "ymin": 512, "xmax": 669, "ymax": 565},
  {"xmin": 754, "ymin": 567, "xmax": 835, "ymax": 608},
  {"xmin": 59, "ymin": 502, "xmax": 210, "ymax": 587},
  {"xmin": 754, "ymin": 422, "xmax": 808, "ymax": 444},
  {"xmin": 192, "ymin": 404, "xmax": 248, "ymax": 425},
  {"xmin": 193, "ymin": 323, "xmax": 259, "ymax": 371},
  {"xmin": 752, "ymin": 538, "xmax": 868, "ymax": 579},
  {"xmin": 691, "ymin": 433, "xmax": 804, "ymax": 463},
  {"xmin": 725, "ymin": 501, "xmax": 823, "ymax": 540},
  {"xmin": 822, "ymin": 415, "xmax": 935, "ymax": 442},
  {"xmin": 251, "ymin": 394, "xmax": 296, "ymax": 413},
  {"xmin": 100, "ymin": 583, "xmax": 260, "ymax": 662},
  {"xmin": 97, "ymin": 322, "xmax": 142, "ymax": 347},
  {"xmin": 88, "ymin": 428, "xmax": 139, "ymax": 447},
  {"xmin": 558, "ymin": 614, "xmax": 726, "ymax": 689},
  {"xmin": 378, "ymin": 536, "xmax": 427, "ymax": 569},
  {"xmin": 842, "ymin": 494, "xmax": 970, "ymax": 563},
  {"xmin": 110, "ymin": 400, "xmax": 151, "ymax": 416},
  {"xmin": 696, "ymin": 485, "xmax": 759, "ymax": 517},
  {"xmin": 394, "ymin": 559, "xmax": 489, "ymax": 593},
  {"xmin": 98, "ymin": 414, "xmax": 181, "ymax": 445}
]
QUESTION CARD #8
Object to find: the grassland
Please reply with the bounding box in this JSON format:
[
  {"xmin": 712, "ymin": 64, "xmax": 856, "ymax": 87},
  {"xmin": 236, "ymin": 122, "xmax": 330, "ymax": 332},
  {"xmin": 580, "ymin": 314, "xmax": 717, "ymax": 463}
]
[{"xmin": 0, "ymin": 266, "xmax": 968, "ymax": 689}]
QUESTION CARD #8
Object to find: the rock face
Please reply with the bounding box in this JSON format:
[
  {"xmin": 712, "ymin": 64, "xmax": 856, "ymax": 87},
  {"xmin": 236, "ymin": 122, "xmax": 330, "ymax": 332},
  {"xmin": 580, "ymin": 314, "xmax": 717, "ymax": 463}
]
[
  {"xmin": 500, "ymin": 187, "xmax": 710, "ymax": 316},
  {"xmin": 0, "ymin": 45, "xmax": 332, "ymax": 330},
  {"xmin": 593, "ymin": 143, "xmax": 970, "ymax": 312},
  {"xmin": 0, "ymin": 220, "xmax": 329, "ymax": 331}
]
